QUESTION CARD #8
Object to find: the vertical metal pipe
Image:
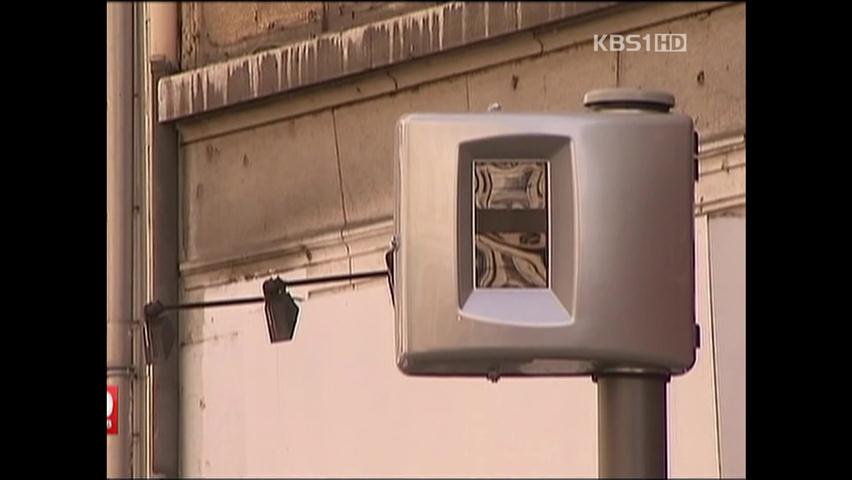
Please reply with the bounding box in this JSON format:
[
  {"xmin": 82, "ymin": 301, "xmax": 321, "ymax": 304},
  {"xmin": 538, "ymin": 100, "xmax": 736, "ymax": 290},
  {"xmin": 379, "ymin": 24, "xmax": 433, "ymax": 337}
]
[
  {"xmin": 107, "ymin": 3, "xmax": 134, "ymax": 478},
  {"xmin": 148, "ymin": 3, "xmax": 179, "ymax": 65},
  {"xmin": 132, "ymin": 3, "xmax": 145, "ymax": 475},
  {"xmin": 596, "ymin": 373, "xmax": 670, "ymax": 479},
  {"xmin": 146, "ymin": 3, "xmax": 180, "ymax": 477}
]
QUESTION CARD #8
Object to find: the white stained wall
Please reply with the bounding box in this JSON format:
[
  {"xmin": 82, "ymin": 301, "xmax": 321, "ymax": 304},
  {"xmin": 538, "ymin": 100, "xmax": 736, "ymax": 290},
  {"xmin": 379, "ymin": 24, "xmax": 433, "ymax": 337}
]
[
  {"xmin": 178, "ymin": 231, "xmax": 725, "ymax": 478},
  {"xmin": 707, "ymin": 215, "xmax": 746, "ymax": 478}
]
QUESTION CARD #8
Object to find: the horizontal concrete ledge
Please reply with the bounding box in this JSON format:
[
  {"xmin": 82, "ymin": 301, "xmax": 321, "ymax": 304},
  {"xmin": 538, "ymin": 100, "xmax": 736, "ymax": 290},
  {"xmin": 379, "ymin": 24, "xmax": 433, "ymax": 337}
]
[
  {"xmin": 696, "ymin": 129, "xmax": 745, "ymax": 216},
  {"xmin": 698, "ymin": 128, "xmax": 745, "ymax": 157},
  {"xmin": 158, "ymin": 1, "xmax": 619, "ymax": 122},
  {"xmin": 181, "ymin": 219, "xmax": 393, "ymax": 291},
  {"xmin": 178, "ymin": 129, "xmax": 744, "ymax": 288}
]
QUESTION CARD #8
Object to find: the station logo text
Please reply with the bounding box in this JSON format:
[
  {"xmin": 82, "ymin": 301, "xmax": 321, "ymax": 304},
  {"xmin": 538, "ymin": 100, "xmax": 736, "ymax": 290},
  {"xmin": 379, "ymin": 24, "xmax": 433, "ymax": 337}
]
[{"xmin": 594, "ymin": 34, "xmax": 687, "ymax": 52}]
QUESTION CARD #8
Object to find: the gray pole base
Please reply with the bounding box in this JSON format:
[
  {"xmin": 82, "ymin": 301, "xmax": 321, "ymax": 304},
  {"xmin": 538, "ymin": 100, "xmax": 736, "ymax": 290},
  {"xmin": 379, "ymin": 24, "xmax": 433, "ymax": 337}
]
[{"xmin": 595, "ymin": 373, "xmax": 670, "ymax": 479}]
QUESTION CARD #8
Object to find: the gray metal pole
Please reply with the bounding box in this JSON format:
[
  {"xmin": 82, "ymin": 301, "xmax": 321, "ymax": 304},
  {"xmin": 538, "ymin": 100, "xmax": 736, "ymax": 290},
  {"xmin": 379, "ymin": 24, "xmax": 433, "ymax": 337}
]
[
  {"xmin": 595, "ymin": 373, "xmax": 670, "ymax": 479},
  {"xmin": 107, "ymin": 3, "xmax": 134, "ymax": 478}
]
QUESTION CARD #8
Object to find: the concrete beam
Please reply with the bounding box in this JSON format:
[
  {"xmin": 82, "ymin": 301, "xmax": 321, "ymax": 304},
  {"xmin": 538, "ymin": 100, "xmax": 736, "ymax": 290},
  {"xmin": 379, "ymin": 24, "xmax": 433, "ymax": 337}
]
[
  {"xmin": 159, "ymin": 2, "xmax": 619, "ymax": 122},
  {"xmin": 174, "ymin": 2, "xmax": 731, "ymax": 145}
]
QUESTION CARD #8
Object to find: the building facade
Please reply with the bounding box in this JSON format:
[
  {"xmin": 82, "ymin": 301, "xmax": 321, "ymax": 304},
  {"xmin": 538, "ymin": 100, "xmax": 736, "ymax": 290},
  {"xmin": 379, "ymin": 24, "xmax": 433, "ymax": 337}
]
[{"xmin": 107, "ymin": 2, "xmax": 745, "ymax": 477}]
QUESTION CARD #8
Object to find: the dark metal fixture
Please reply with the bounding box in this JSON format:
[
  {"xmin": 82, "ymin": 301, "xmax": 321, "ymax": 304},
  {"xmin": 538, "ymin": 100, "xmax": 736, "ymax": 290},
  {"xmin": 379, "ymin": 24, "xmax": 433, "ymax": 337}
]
[{"xmin": 143, "ymin": 269, "xmax": 389, "ymax": 364}]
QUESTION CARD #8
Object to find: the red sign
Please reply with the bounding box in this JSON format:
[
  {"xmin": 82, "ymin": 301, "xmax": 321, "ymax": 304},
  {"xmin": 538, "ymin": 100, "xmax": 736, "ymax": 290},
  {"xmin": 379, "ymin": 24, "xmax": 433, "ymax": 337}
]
[{"xmin": 107, "ymin": 385, "xmax": 118, "ymax": 435}]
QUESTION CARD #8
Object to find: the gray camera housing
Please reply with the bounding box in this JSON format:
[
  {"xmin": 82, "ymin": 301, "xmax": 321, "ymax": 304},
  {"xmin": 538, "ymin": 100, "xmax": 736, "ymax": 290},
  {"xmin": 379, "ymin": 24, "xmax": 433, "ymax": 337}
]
[{"xmin": 393, "ymin": 96, "xmax": 696, "ymax": 377}]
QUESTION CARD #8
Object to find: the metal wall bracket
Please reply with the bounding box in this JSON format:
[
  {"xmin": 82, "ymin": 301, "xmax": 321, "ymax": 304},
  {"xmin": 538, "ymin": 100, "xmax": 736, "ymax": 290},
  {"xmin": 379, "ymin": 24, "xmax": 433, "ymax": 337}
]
[{"xmin": 143, "ymin": 269, "xmax": 391, "ymax": 364}]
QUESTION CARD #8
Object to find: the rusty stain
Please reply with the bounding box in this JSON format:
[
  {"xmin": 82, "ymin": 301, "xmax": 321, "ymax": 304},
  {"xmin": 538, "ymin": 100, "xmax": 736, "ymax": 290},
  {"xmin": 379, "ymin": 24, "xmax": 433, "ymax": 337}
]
[
  {"xmin": 199, "ymin": 398, "xmax": 206, "ymax": 410},
  {"xmin": 697, "ymin": 70, "xmax": 705, "ymax": 86},
  {"xmin": 242, "ymin": 154, "xmax": 249, "ymax": 167},
  {"xmin": 511, "ymin": 74, "xmax": 519, "ymax": 90}
]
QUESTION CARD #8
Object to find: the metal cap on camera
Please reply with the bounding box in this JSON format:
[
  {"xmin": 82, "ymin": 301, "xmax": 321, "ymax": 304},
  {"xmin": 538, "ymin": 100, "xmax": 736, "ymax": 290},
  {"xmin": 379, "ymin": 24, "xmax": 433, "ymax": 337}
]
[{"xmin": 583, "ymin": 88, "xmax": 675, "ymax": 112}]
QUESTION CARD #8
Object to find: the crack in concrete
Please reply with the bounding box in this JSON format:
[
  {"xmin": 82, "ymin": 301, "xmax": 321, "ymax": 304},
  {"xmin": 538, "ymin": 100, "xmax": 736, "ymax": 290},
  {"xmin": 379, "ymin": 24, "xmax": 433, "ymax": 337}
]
[
  {"xmin": 386, "ymin": 70, "xmax": 399, "ymax": 90},
  {"xmin": 330, "ymin": 107, "xmax": 349, "ymax": 229},
  {"xmin": 465, "ymin": 74, "xmax": 471, "ymax": 111},
  {"xmin": 615, "ymin": 50, "xmax": 620, "ymax": 86},
  {"xmin": 533, "ymin": 33, "xmax": 545, "ymax": 55},
  {"xmin": 330, "ymin": 106, "xmax": 355, "ymax": 284}
]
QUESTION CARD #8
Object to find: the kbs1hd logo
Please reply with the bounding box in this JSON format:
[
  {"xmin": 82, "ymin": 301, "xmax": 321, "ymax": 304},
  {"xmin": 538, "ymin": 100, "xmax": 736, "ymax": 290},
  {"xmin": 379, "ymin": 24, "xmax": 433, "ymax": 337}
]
[
  {"xmin": 107, "ymin": 385, "xmax": 118, "ymax": 435},
  {"xmin": 594, "ymin": 33, "xmax": 687, "ymax": 53}
]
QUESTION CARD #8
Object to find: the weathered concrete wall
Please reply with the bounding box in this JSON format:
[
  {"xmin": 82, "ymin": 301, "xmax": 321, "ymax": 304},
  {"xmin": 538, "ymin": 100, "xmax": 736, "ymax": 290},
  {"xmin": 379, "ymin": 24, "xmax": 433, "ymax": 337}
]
[
  {"xmin": 179, "ymin": 2, "xmax": 624, "ymax": 71},
  {"xmin": 175, "ymin": 217, "xmax": 727, "ymax": 477},
  {"xmin": 182, "ymin": 2, "xmax": 440, "ymax": 70},
  {"xmin": 181, "ymin": 111, "xmax": 344, "ymax": 262},
  {"xmin": 333, "ymin": 78, "xmax": 469, "ymax": 227},
  {"xmin": 180, "ymin": 276, "xmax": 600, "ymax": 477},
  {"xmin": 165, "ymin": 2, "xmax": 620, "ymax": 121},
  {"xmin": 177, "ymin": 2, "xmax": 744, "ymax": 276},
  {"xmin": 174, "ymin": 3, "xmax": 745, "ymax": 476},
  {"xmin": 618, "ymin": 5, "xmax": 745, "ymax": 137}
]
